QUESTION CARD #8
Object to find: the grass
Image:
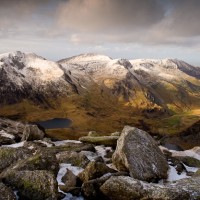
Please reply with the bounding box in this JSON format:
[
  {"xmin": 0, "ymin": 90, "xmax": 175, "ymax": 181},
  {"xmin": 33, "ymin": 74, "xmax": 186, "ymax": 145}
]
[{"xmin": 0, "ymin": 82, "xmax": 200, "ymax": 140}]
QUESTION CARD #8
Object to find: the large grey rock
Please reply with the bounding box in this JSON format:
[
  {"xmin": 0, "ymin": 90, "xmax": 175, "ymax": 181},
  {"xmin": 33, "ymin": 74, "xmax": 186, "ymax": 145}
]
[
  {"xmin": 100, "ymin": 176, "xmax": 190, "ymax": 200},
  {"xmin": 78, "ymin": 161, "xmax": 116, "ymax": 183},
  {"xmin": 3, "ymin": 170, "xmax": 58, "ymax": 200},
  {"xmin": 0, "ymin": 182, "xmax": 16, "ymax": 200},
  {"xmin": 0, "ymin": 118, "xmax": 45, "ymax": 142},
  {"xmin": 112, "ymin": 126, "xmax": 168, "ymax": 181}
]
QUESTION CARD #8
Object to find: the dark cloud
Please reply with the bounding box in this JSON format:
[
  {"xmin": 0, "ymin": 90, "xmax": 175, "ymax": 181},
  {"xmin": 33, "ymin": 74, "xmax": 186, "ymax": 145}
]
[
  {"xmin": 56, "ymin": 0, "xmax": 165, "ymax": 32},
  {"xmin": 0, "ymin": 0, "xmax": 200, "ymax": 47}
]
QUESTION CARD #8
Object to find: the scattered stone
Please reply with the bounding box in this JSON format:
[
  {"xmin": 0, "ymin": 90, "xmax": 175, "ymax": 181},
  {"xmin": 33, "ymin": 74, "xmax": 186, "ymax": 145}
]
[
  {"xmin": 59, "ymin": 169, "xmax": 81, "ymax": 194},
  {"xmin": 56, "ymin": 151, "xmax": 90, "ymax": 168},
  {"xmin": 175, "ymin": 163, "xmax": 186, "ymax": 175},
  {"xmin": 112, "ymin": 126, "xmax": 168, "ymax": 181},
  {"xmin": 88, "ymin": 131, "xmax": 100, "ymax": 137},
  {"xmin": 78, "ymin": 161, "xmax": 116, "ymax": 183}
]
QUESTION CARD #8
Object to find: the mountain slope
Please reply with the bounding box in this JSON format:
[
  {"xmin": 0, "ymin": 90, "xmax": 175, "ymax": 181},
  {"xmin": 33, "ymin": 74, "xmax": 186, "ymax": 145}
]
[
  {"xmin": 0, "ymin": 51, "xmax": 77, "ymax": 105},
  {"xmin": 0, "ymin": 51, "xmax": 200, "ymax": 137}
]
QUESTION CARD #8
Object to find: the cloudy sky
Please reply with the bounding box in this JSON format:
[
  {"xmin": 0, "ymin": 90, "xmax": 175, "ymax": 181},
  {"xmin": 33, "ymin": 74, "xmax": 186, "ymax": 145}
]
[{"xmin": 0, "ymin": 0, "xmax": 200, "ymax": 65}]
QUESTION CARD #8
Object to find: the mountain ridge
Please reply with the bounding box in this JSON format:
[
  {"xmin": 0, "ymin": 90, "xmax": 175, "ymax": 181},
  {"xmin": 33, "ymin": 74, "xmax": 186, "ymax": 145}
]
[{"xmin": 0, "ymin": 51, "xmax": 200, "ymax": 138}]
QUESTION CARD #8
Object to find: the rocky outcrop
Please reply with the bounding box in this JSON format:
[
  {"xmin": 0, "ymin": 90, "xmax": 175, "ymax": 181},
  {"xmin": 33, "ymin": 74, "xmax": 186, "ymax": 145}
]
[
  {"xmin": 100, "ymin": 176, "xmax": 190, "ymax": 200},
  {"xmin": 78, "ymin": 161, "xmax": 116, "ymax": 183},
  {"xmin": 3, "ymin": 170, "xmax": 58, "ymax": 200},
  {"xmin": 0, "ymin": 118, "xmax": 45, "ymax": 144},
  {"xmin": 0, "ymin": 182, "xmax": 16, "ymax": 200},
  {"xmin": 112, "ymin": 126, "xmax": 168, "ymax": 181}
]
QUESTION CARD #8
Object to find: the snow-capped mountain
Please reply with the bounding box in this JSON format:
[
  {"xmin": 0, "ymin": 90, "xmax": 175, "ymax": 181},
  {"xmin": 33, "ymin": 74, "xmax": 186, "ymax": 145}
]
[
  {"xmin": 0, "ymin": 51, "xmax": 77, "ymax": 105},
  {"xmin": 1, "ymin": 51, "xmax": 200, "ymax": 128}
]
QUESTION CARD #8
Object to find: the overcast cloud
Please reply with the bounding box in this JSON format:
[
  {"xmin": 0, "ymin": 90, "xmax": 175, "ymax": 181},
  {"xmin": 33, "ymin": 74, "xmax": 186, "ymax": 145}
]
[{"xmin": 0, "ymin": 0, "xmax": 200, "ymax": 65}]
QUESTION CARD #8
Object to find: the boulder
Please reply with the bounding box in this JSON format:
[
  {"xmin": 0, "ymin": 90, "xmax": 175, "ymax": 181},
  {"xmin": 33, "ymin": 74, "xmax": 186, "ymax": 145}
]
[
  {"xmin": 0, "ymin": 118, "xmax": 45, "ymax": 142},
  {"xmin": 56, "ymin": 151, "xmax": 90, "ymax": 168},
  {"xmin": 0, "ymin": 182, "xmax": 16, "ymax": 200},
  {"xmin": 100, "ymin": 176, "xmax": 190, "ymax": 200},
  {"xmin": 78, "ymin": 161, "xmax": 116, "ymax": 183},
  {"xmin": 0, "ymin": 150, "xmax": 59, "ymax": 178},
  {"xmin": 82, "ymin": 172, "xmax": 128, "ymax": 200},
  {"xmin": 112, "ymin": 126, "xmax": 168, "ymax": 181},
  {"xmin": 0, "ymin": 147, "xmax": 31, "ymax": 172},
  {"xmin": 3, "ymin": 170, "xmax": 58, "ymax": 200},
  {"xmin": 79, "ymin": 136, "xmax": 119, "ymax": 147},
  {"xmin": 59, "ymin": 170, "xmax": 80, "ymax": 193},
  {"xmin": 21, "ymin": 124, "xmax": 45, "ymax": 141}
]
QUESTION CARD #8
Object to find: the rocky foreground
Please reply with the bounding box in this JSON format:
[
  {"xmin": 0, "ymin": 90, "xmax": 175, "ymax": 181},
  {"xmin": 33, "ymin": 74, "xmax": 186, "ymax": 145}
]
[{"xmin": 0, "ymin": 118, "xmax": 200, "ymax": 200}]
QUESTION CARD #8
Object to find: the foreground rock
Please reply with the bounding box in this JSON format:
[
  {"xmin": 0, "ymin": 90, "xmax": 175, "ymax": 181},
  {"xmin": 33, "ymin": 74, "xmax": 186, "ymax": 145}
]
[
  {"xmin": 0, "ymin": 150, "xmax": 59, "ymax": 178},
  {"xmin": 0, "ymin": 147, "xmax": 31, "ymax": 172},
  {"xmin": 0, "ymin": 118, "xmax": 45, "ymax": 144},
  {"xmin": 78, "ymin": 161, "xmax": 116, "ymax": 183},
  {"xmin": 3, "ymin": 170, "xmax": 58, "ymax": 200},
  {"xmin": 100, "ymin": 176, "xmax": 190, "ymax": 200},
  {"xmin": 0, "ymin": 182, "xmax": 16, "ymax": 200},
  {"xmin": 79, "ymin": 136, "xmax": 119, "ymax": 147},
  {"xmin": 81, "ymin": 172, "xmax": 128, "ymax": 200},
  {"xmin": 112, "ymin": 126, "xmax": 168, "ymax": 181}
]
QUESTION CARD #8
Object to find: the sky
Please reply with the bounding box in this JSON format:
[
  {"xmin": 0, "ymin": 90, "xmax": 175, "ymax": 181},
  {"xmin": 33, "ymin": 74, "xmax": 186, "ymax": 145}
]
[{"xmin": 0, "ymin": 0, "xmax": 200, "ymax": 65}]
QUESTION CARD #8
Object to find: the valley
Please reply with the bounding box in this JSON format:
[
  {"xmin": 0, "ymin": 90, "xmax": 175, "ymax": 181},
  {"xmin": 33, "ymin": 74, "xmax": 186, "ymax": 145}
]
[{"xmin": 0, "ymin": 51, "xmax": 200, "ymax": 143}]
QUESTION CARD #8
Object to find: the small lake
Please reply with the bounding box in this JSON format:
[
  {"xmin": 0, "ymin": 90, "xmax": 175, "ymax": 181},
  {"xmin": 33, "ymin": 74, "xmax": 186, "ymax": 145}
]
[{"xmin": 36, "ymin": 118, "xmax": 72, "ymax": 129}]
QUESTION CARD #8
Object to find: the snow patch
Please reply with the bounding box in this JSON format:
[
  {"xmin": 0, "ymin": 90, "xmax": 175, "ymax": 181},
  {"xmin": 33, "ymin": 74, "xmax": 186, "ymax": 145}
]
[
  {"xmin": 3, "ymin": 141, "xmax": 25, "ymax": 148},
  {"xmin": 52, "ymin": 140, "xmax": 82, "ymax": 146},
  {"xmin": 0, "ymin": 130, "xmax": 15, "ymax": 139}
]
